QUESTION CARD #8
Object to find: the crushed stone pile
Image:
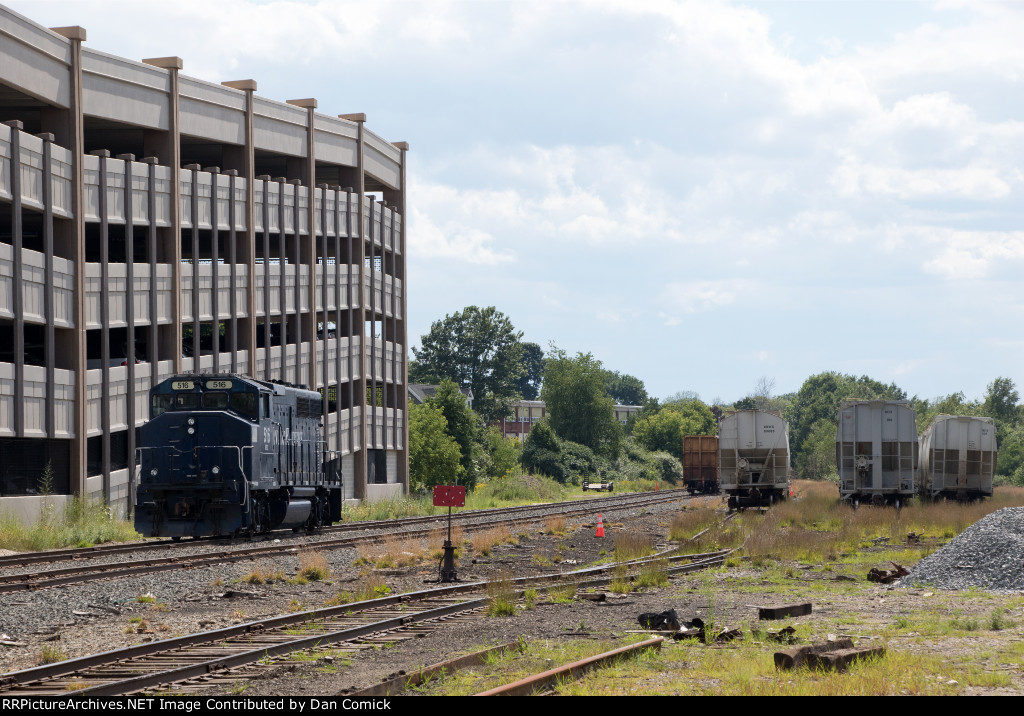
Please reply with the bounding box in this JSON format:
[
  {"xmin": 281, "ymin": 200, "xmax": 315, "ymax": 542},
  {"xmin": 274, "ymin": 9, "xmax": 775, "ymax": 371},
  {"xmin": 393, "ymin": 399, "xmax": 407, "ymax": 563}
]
[{"xmin": 898, "ymin": 507, "xmax": 1024, "ymax": 592}]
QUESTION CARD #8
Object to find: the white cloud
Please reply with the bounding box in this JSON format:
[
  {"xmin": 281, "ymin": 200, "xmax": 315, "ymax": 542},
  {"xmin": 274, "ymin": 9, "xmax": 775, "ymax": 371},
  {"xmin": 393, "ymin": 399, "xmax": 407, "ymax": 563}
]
[
  {"xmin": 831, "ymin": 156, "xmax": 1012, "ymax": 200},
  {"xmin": 919, "ymin": 229, "xmax": 1024, "ymax": 280},
  {"xmin": 409, "ymin": 206, "xmax": 515, "ymax": 265},
  {"xmin": 660, "ymin": 279, "xmax": 754, "ymax": 316}
]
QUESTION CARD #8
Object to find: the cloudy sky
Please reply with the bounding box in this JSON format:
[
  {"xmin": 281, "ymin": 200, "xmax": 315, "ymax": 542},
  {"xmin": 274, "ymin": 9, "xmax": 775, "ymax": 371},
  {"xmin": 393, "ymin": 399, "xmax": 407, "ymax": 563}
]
[{"xmin": 11, "ymin": 0, "xmax": 1024, "ymax": 403}]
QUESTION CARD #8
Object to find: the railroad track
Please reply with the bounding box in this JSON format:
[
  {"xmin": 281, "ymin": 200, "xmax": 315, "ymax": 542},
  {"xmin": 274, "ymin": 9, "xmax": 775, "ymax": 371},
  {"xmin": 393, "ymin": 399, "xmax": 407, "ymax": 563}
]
[
  {"xmin": 0, "ymin": 488, "xmax": 693, "ymax": 569},
  {"xmin": 0, "ymin": 548, "xmax": 729, "ymax": 696},
  {"xmin": 0, "ymin": 489, "xmax": 695, "ymax": 593}
]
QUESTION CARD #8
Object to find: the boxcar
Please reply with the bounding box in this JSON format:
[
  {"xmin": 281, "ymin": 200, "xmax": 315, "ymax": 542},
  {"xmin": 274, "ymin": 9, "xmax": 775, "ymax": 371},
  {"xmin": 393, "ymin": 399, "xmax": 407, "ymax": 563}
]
[
  {"xmin": 836, "ymin": 400, "xmax": 916, "ymax": 507},
  {"xmin": 917, "ymin": 415, "xmax": 996, "ymax": 501},
  {"xmin": 718, "ymin": 410, "xmax": 790, "ymax": 509},
  {"xmin": 682, "ymin": 435, "xmax": 719, "ymax": 495}
]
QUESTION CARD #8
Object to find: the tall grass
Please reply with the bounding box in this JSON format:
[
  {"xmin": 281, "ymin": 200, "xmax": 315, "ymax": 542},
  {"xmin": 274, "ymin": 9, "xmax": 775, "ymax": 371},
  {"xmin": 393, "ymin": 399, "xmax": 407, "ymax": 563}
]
[
  {"xmin": 0, "ymin": 497, "xmax": 140, "ymax": 551},
  {"xmin": 736, "ymin": 481, "xmax": 1024, "ymax": 563},
  {"xmin": 613, "ymin": 532, "xmax": 655, "ymax": 561}
]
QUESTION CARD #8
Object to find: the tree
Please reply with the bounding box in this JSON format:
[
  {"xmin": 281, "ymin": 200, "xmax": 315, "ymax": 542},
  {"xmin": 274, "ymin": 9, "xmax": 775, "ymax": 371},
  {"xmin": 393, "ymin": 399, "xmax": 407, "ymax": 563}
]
[
  {"xmin": 631, "ymin": 400, "xmax": 716, "ymax": 460},
  {"xmin": 604, "ymin": 370, "xmax": 648, "ymax": 406},
  {"xmin": 541, "ymin": 349, "xmax": 621, "ymax": 457},
  {"xmin": 479, "ymin": 427, "xmax": 522, "ymax": 479},
  {"xmin": 515, "ymin": 342, "xmax": 545, "ymax": 400},
  {"xmin": 912, "ymin": 391, "xmax": 981, "ymax": 434},
  {"xmin": 427, "ymin": 380, "xmax": 480, "ymax": 488},
  {"xmin": 412, "ymin": 306, "xmax": 525, "ymax": 421},
  {"xmin": 984, "ymin": 377, "xmax": 1020, "ymax": 432},
  {"xmin": 795, "ymin": 418, "xmax": 839, "ymax": 481},
  {"xmin": 408, "ymin": 403, "xmax": 464, "ymax": 491},
  {"xmin": 785, "ymin": 372, "xmax": 906, "ymax": 477}
]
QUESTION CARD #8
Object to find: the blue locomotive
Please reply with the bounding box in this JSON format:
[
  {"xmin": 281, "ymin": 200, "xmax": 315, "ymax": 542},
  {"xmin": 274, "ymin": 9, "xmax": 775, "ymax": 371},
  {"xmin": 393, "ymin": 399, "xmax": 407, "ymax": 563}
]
[{"xmin": 135, "ymin": 374, "xmax": 342, "ymax": 539}]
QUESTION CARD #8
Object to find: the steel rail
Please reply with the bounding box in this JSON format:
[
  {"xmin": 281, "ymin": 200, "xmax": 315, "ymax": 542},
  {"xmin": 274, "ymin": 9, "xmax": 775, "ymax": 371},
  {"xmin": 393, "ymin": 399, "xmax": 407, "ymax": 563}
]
[
  {"xmin": 474, "ymin": 637, "xmax": 665, "ymax": 696},
  {"xmin": 0, "ymin": 548, "xmax": 728, "ymax": 695},
  {"xmin": 0, "ymin": 492, "xmax": 695, "ymax": 593},
  {"xmin": 0, "ymin": 489, "xmax": 693, "ymax": 570}
]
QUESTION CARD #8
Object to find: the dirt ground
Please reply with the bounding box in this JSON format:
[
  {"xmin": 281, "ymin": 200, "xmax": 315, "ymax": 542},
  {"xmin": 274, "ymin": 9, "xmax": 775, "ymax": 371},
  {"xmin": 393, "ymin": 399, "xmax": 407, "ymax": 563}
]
[{"xmin": 4, "ymin": 500, "xmax": 1023, "ymax": 696}]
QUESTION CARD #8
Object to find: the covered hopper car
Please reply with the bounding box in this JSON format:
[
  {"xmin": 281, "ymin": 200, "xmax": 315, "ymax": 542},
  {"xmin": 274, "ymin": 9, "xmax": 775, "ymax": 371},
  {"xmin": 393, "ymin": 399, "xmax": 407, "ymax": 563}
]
[
  {"xmin": 917, "ymin": 415, "xmax": 996, "ymax": 502},
  {"xmin": 836, "ymin": 400, "xmax": 916, "ymax": 507},
  {"xmin": 718, "ymin": 410, "xmax": 790, "ymax": 509},
  {"xmin": 135, "ymin": 374, "xmax": 342, "ymax": 539}
]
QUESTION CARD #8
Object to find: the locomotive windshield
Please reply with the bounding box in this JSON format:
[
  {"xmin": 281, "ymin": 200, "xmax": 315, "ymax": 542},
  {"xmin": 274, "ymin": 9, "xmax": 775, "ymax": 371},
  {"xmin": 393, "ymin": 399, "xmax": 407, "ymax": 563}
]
[{"xmin": 150, "ymin": 377, "xmax": 261, "ymax": 421}]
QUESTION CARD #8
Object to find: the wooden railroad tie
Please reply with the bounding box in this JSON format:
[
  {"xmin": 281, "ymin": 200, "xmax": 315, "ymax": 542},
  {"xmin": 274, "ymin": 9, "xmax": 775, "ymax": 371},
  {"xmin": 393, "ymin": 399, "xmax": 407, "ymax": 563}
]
[
  {"xmin": 774, "ymin": 640, "xmax": 884, "ymax": 672},
  {"xmin": 758, "ymin": 602, "xmax": 812, "ymax": 620}
]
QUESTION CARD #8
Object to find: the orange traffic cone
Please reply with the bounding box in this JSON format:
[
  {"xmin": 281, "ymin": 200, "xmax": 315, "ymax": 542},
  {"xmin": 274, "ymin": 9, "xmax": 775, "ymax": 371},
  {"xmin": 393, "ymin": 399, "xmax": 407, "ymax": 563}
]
[{"xmin": 595, "ymin": 513, "xmax": 605, "ymax": 538}]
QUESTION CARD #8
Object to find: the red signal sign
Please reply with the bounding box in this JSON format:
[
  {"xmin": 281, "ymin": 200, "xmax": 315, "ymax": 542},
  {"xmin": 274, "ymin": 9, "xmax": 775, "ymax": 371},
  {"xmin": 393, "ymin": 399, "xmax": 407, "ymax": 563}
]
[{"xmin": 433, "ymin": 485, "xmax": 466, "ymax": 507}]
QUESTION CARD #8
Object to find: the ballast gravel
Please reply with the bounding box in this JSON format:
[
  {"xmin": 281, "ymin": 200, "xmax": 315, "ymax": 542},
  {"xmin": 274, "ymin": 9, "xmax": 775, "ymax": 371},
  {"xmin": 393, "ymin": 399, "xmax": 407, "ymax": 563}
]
[{"xmin": 899, "ymin": 507, "xmax": 1024, "ymax": 592}]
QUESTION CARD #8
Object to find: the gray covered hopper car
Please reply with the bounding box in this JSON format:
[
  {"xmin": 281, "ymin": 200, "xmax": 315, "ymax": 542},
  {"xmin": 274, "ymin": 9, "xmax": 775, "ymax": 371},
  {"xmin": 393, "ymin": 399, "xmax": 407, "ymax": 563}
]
[
  {"xmin": 718, "ymin": 410, "xmax": 790, "ymax": 510},
  {"xmin": 836, "ymin": 400, "xmax": 917, "ymax": 507},
  {"xmin": 917, "ymin": 415, "xmax": 996, "ymax": 501}
]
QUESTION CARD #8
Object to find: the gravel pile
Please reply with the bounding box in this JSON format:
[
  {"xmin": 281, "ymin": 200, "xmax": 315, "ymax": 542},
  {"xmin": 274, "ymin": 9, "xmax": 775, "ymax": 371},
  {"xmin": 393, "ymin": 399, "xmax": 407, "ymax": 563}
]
[{"xmin": 899, "ymin": 507, "xmax": 1024, "ymax": 592}]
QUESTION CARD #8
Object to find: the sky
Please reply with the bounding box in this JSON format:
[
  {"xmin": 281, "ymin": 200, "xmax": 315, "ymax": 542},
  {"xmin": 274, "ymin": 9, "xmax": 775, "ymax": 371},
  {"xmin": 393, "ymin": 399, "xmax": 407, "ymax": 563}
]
[{"xmin": 9, "ymin": 0, "xmax": 1024, "ymax": 404}]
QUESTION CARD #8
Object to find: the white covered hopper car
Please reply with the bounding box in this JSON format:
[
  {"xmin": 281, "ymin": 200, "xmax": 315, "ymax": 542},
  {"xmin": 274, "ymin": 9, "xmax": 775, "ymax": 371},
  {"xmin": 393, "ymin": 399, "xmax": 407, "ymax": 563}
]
[
  {"xmin": 836, "ymin": 400, "xmax": 917, "ymax": 507},
  {"xmin": 917, "ymin": 415, "xmax": 996, "ymax": 501},
  {"xmin": 718, "ymin": 410, "xmax": 790, "ymax": 510}
]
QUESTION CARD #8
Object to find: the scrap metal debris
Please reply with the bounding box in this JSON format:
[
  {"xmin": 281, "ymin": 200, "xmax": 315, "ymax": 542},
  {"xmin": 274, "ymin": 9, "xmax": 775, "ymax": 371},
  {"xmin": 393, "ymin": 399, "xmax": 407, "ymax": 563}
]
[
  {"xmin": 866, "ymin": 562, "xmax": 910, "ymax": 584},
  {"xmin": 637, "ymin": 609, "xmax": 680, "ymax": 632}
]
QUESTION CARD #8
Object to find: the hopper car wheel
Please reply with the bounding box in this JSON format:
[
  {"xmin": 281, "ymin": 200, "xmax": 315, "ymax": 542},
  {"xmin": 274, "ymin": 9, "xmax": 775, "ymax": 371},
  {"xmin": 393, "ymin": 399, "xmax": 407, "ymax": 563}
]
[
  {"xmin": 852, "ymin": 499, "xmax": 859, "ymax": 510},
  {"xmin": 171, "ymin": 536, "xmax": 181, "ymax": 543},
  {"xmin": 871, "ymin": 494, "xmax": 884, "ymax": 508}
]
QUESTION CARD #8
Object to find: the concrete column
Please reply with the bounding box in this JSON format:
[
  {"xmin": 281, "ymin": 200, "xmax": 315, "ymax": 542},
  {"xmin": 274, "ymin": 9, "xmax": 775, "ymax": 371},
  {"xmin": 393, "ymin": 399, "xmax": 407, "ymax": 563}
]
[
  {"xmin": 286, "ymin": 98, "xmax": 318, "ymax": 392},
  {"xmin": 339, "ymin": 113, "xmax": 366, "ymax": 499},
  {"xmin": 49, "ymin": 25, "xmax": 87, "ymax": 496},
  {"xmin": 392, "ymin": 142, "xmax": 410, "ymax": 492},
  {"xmin": 142, "ymin": 56, "xmax": 183, "ymax": 374},
  {"xmin": 222, "ymin": 80, "xmax": 258, "ymax": 378}
]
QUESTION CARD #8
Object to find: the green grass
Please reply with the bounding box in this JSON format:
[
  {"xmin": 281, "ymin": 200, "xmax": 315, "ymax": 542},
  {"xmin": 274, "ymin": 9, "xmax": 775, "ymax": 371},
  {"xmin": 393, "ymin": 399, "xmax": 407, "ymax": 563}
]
[
  {"xmin": 486, "ymin": 576, "xmax": 517, "ymax": 617},
  {"xmin": 547, "ymin": 583, "xmax": 577, "ymax": 604},
  {"xmin": 0, "ymin": 497, "xmax": 140, "ymax": 551}
]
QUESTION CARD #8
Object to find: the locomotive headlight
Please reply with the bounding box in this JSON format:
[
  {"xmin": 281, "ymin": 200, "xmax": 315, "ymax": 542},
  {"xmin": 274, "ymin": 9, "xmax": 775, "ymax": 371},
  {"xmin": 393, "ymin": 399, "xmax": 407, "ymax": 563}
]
[
  {"xmin": 187, "ymin": 427, "xmax": 195, "ymax": 435},
  {"xmin": 211, "ymin": 466, "xmax": 220, "ymax": 475},
  {"xmin": 150, "ymin": 468, "xmax": 158, "ymax": 477},
  {"xmin": 188, "ymin": 418, "xmax": 195, "ymax": 426}
]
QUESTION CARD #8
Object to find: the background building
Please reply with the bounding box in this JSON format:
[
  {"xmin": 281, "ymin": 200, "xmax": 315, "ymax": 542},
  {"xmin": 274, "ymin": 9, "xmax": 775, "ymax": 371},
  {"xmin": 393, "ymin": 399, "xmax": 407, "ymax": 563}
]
[
  {"xmin": 497, "ymin": 400, "xmax": 641, "ymax": 441},
  {"xmin": 0, "ymin": 4, "xmax": 408, "ymax": 523}
]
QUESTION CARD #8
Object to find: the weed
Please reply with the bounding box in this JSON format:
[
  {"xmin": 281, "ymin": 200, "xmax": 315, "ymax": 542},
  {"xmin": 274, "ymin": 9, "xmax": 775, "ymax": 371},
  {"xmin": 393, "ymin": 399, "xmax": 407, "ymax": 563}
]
[
  {"xmin": 543, "ymin": 517, "xmax": 567, "ymax": 536},
  {"xmin": 473, "ymin": 525, "xmax": 511, "ymax": 556},
  {"xmin": 135, "ymin": 593, "xmax": 157, "ymax": 604},
  {"xmin": 64, "ymin": 679, "xmax": 88, "ymax": 691},
  {"xmin": 523, "ymin": 588, "xmax": 538, "ymax": 610},
  {"xmin": 39, "ymin": 645, "xmax": 67, "ymax": 664},
  {"xmin": 324, "ymin": 591, "xmax": 353, "ymax": 607},
  {"xmin": 288, "ymin": 599, "xmax": 307, "ymax": 613},
  {"xmin": 486, "ymin": 575, "xmax": 516, "ymax": 617},
  {"xmin": 989, "ymin": 608, "xmax": 1009, "ymax": 631},
  {"xmin": 0, "ymin": 496, "xmax": 140, "ymax": 552},
  {"xmin": 228, "ymin": 680, "xmax": 250, "ymax": 695},
  {"xmin": 547, "ymin": 583, "xmax": 577, "ymax": 604},
  {"xmin": 635, "ymin": 560, "xmax": 669, "ymax": 590},
  {"xmin": 240, "ymin": 561, "xmax": 286, "ymax": 584},
  {"xmin": 297, "ymin": 548, "xmax": 331, "ymax": 581}
]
